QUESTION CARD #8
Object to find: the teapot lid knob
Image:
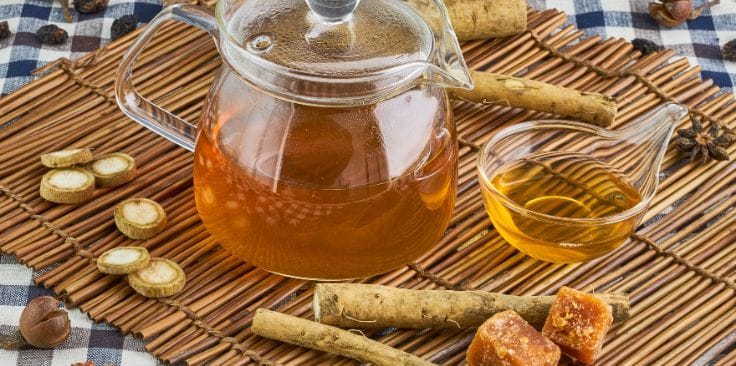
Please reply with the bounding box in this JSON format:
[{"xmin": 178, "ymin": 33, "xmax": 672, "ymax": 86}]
[{"xmin": 306, "ymin": 0, "xmax": 360, "ymax": 22}]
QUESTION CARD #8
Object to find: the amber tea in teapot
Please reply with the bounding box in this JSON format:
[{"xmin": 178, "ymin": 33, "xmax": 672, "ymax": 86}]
[{"xmin": 193, "ymin": 74, "xmax": 456, "ymax": 279}]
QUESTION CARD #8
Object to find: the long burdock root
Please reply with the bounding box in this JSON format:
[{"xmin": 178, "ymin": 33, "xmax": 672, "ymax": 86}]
[
  {"xmin": 451, "ymin": 71, "xmax": 618, "ymax": 127},
  {"xmin": 444, "ymin": 0, "xmax": 528, "ymax": 41},
  {"xmin": 313, "ymin": 284, "xmax": 629, "ymax": 329},
  {"xmin": 251, "ymin": 309, "xmax": 436, "ymax": 366}
]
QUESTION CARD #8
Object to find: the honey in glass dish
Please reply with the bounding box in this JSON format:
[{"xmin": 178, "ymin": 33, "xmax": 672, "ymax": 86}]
[
  {"xmin": 480, "ymin": 151, "xmax": 642, "ymax": 263},
  {"xmin": 193, "ymin": 73, "xmax": 457, "ymax": 280}
]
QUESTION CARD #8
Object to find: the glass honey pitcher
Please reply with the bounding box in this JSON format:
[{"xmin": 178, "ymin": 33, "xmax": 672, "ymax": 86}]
[
  {"xmin": 477, "ymin": 103, "xmax": 689, "ymax": 263},
  {"xmin": 115, "ymin": 0, "xmax": 472, "ymax": 279}
]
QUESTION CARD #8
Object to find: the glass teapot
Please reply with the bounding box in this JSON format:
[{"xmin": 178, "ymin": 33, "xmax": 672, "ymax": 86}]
[{"xmin": 115, "ymin": 0, "xmax": 472, "ymax": 280}]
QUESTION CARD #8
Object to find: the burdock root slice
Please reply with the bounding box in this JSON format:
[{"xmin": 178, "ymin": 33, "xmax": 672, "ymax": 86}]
[
  {"xmin": 114, "ymin": 198, "xmax": 166, "ymax": 239},
  {"xmin": 128, "ymin": 258, "xmax": 186, "ymax": 298},
  {"xmin": 39, "ymin": 168, "xmax": 95, "ymax": 204},
  {"xmin": 40, "ymin": 148, "xmax": 94, "ymax": 168},
  {"xmin": 97, "ymin": 246, "xmax": 151, "ymax": 275},
  {"xmin": 88, "ymin": 153, "xmax": 137, "ymax": 187}
]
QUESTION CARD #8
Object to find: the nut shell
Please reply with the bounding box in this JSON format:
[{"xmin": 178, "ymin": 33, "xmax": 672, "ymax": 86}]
[
  {"xmin": 114, "ymin": 198, "xmax": 167, "ymax": 239},
  {"xmin": 128, "ymin": 258, "xmax": 186, "ymax": 298},
  {"xmin": 649, "ymin": 2, "xmax": 686, "ymax": 26},
  {"xmin": 39, "ymin": 168, "xmax": 95, "ymax": 204},
  {"xmin": 87, "ymin": 153, "xmax": 137, "ymax": 187},
  {"xmin": 19, "ymin": 296, "xmax": 71, "ymax": 349},
  {"xmin": 97, "ymin": 246, "xmax": 151, "ymax": 274},
  {"xmin": 41, "ymin": 148, "xmax": 94, "ymax": 168},
  {"xmin": 664, "ymin": 0, "xmax": 692, "ymax": 22}
]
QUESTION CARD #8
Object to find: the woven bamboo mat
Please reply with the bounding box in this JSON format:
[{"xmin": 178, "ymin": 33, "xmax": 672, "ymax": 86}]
[{"xmin": 1, "ymin": 4, "xmax": 735, "ymax": 365}]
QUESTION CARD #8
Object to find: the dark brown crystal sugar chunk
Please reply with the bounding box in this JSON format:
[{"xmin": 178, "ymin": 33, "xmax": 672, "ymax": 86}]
[
  {"xmin": 467, "ymin": 310, "xmax": 560, "ymax": 366},
  {"xmin": 542, "ymin": 287, "xmax": 613, "ymax": 364}
]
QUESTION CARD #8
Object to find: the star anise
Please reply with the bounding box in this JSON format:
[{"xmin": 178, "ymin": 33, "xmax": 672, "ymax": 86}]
[{"xmin": 672, "ymin": 116, "xmax": 734, "ymax": 163}]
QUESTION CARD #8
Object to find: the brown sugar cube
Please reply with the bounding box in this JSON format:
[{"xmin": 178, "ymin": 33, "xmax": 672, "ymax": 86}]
[
  {"xmin": 542, "ymin": 287, "xmax": 613, "ymax": 364},
  {"xmin": 467, "ymin": 310, "xmax": 561, "ymax": 366}
]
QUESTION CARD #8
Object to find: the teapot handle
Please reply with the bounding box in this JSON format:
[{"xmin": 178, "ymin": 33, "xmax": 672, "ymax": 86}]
[{"xmin": 114, "ymin": 4, "xmax": 218, "ymax": 152}]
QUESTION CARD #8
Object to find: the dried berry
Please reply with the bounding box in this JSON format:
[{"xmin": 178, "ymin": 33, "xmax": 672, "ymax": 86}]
[
  {"xmin": 19, "ymin": 296, "xmax": 71, "ymax": 348},
  {"xmin": 723, "ymin": 39, "xmax": 736, "ymax": 62},
  {"xmin": 73, "ymin": 0, "xmax": 107, "ymax": 14},
  {"xmin": 111, "ymin": 15, "xmax": 139, "ymax": 41},
  {"xmin": 673, "ymin": 116, "xmax": 734, "ymax": 163},
  {"xmin": 36, "ymin": 24, "xmax": 68, "ymax": 45},
  {"xmin": 0, "ymin": 21, "xmax": 10, "ymax": 40},
  {"xmin": 632, "ymin": 38, "xmax": 663, "ymax": 55}
]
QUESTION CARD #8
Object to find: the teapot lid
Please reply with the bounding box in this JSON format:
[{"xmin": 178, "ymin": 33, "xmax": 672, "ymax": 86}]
[{"xmin": 217, "ymin": 0, "xmax": 471, "ymax": 105}]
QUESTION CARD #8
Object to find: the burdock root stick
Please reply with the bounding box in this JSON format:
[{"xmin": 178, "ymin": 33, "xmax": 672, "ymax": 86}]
[
  {"xmin": 451, "ymin": 71, "xmax": 618, "ymax": 127},
  {"xmin": 444, "ymin": 0, "xmax": 528, "ymax": 41},
  {"xmin": 313, "ymin": 284, "xmax": 629, "ymax": 329},
  {"xmin": 251, "ymin": 309, "xmax": 436, "ymax": 366}
]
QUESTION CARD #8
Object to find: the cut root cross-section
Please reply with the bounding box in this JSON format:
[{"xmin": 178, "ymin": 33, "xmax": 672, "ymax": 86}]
[
  {"xmin": 39, "ymin": 168, "xmax": 95, "ymax": 204},
  {"xmin": 40, "ymin": 148, "xmax": 94, "ymax": 168},
  {"xmin": 97, "ymin": 246, "xmax": 151, "ymax": 275},
  {"xmin": 114, "ymin": 198, "xmax": 167, "ymax": 239},
  {"xmin": 88, "ymin": 153, "xmax": 137, "ymax": 187},
  {"xmin": 128, "ymin": 258, "xmax": 186, "ymax": 298}
]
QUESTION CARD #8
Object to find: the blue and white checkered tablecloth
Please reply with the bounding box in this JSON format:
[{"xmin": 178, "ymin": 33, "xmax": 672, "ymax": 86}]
[
  {"xmin": 0, "ymin": 0, "xmax": 162, "ymax": 96},
  {"xmin": 529, "ymin": 0, "xmax": 736, "ymax": 91},
  {"xmin": 0, "ymin": 256, "xmax": 161, "ymax": 365},
  {"xmin": 1, "ymin": 1, "xmax": 735, "ymax": 365}
]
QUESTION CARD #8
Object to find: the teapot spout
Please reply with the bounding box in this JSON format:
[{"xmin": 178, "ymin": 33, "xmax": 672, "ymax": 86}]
[
  {"xmin": 423, "ymin": 51, "xmax": 473, "ymax": 90},
  {"xmin": 406, "ymin": 0, "xmax": 473, "ymax": 90},
  {"xmin": 415, "ymin": 58, "xmax": 473, "ymax": 90}
]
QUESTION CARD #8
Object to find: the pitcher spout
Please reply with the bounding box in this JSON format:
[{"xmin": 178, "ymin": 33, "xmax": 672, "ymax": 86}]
[
  {"xmin": 613, "ymin": 102, "xmax": 688, "ymax": 192},
  {"xmin": 617, "ymin": 102, "xmax": 688, "ymax": 152}
]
